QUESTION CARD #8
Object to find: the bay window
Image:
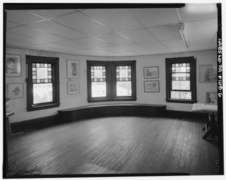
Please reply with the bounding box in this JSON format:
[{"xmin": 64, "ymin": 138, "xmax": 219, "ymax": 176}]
[{"xmin": 87, "ymin": 60, "xmax": 136, "ymax": 102}]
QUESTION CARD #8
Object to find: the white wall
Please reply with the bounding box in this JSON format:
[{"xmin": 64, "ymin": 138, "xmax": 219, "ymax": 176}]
[{"xmin": 6, "ymin": 48, "xmax": 217, "ymax": 123}]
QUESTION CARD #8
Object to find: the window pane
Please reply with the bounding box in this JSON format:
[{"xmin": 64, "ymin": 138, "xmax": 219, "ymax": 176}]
[
  {"xmin": 171, "ymin": 91, "xmax": 191, "ymax": 100},
  {"xmin": 172, "ymin": 63, "xmax": 190, "ymax": 91},
  {"xmin": 33, "ymin": 83, "xmax": 53, "ymax": 104},
  {"xmin": 116, "ymin": 66, "xmax": 131, "ymax": 80},
  {"xmin": 116, "ymin": 66, "xmax": 132, "ymax": 96},
  {"xmin": 91, "ymin": 82, "xmax": 106, "ymax": 97},
  {"xmin": 32, "ymin": 63, "xmax": 54, "ymax": 104},
  {"xmin": 91, "ymin": 66, "xmax": 106, "ymax": 82},
  {"xmin": 172, "ymin": 73, "xmax": 190, "ymax": 80},
  {"xmin": 172, "ymin": 81, "xmax": 190, "ymax": 90},
  {"xmin": 37, "ymin": 66, "xmax": 48, "ymax": 79},
  {"xmin": 32, "ymin": 63, "xmax": 52, "ymax": 83},
  {"xmin": 117, "ymin": 82, "xmax": 132, "ymax": 96},
  {"xmin": 91, "ymin": 66, "xmax": 106, "ymax": 98},
  {"xmin": 172, "ymin": 63, "xmax": 190, "ymax": 72}
]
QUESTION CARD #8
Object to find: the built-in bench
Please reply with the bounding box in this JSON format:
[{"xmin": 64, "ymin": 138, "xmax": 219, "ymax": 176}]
[
  {"xmin": 58, "ymin": 103, "xmax": 166, "ymax": 123},
  {"xmin": 10, "ymin": 103, "xmax": 208, "ymax": 134}
]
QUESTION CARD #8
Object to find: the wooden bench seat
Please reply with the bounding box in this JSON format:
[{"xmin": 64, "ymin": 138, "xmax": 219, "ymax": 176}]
[{"xmin": 58, "ymin": 103, "xmax": 166, "ymax": 123}]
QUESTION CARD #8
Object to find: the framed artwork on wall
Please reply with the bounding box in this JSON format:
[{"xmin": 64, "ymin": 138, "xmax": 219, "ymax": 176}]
[
  {"xmin": 144, "ymin": 80, "xmax": 160, "ymax": 93},
  {"xmin": 143, "ymin": 66, "xmax": 159, "ymax": 79},
  {"xmin": 6, "ymin": 54, "xmax": 21, "ymax": 76},
  {"xmin": 67, "ymin": 81, "xmax": 80, "ymax": 95},
  {"xmin": 7, "ymin": 83, "xmax": 24, "ymax": 98},
  {"xmin": 199, "ymin": 64, "xmax": 217, "ymax": 83},
  {"xmin": 206, "ymin": 92, "xmax": 217, "ymax": 104},
  {"xmin": 67, "ymin": 60, "xmax": 79, "ymax": 79}
]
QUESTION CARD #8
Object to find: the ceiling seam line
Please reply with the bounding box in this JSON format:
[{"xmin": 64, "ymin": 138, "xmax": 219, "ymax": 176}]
[
  {"xmin": 76, "ymin": 9, "xmax": 152, "ymax": 51},
  {"xmin": 125, "ymin": 8, "xmax": 173, "ymax": 53}
]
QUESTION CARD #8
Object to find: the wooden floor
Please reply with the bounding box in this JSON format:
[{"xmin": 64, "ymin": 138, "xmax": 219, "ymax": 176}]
[{"xmin": 6, "ymin": 117, "xmax": 219, "ymax": 176}]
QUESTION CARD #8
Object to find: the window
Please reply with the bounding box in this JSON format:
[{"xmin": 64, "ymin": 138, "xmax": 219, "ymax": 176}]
[
  {"xmin": 116, "ymin": 66, "xmax": 132, "ymax": 96},
  {"xmin": 87, "ymin": 61, "xmax": 136, "ymax": 102},
  {"xmin": 165, "ymin": 57, "xmax": 197, "ymax": 103},
  {"xmin": 26, "ymin": 55, "xmax": 60, "ymax": 111},
  {"xmin": 90, "ymin": 65, "xmax": 107, "ymax": 98}
]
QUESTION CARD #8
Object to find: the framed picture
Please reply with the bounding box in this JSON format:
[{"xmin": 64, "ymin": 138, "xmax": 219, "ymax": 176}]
[
  {"xmin": 7, "ymin": 83, "xmax": 24, "ymax": 98},
  {"xmin": 143, "ymin": 66, "xmax": 159, "ymax": 79},
  {"xmin": 199, "ymin": 64, "xmax": 217, "ymax": 83},
  {"xmin": 6, "ymin": 54, "xmax": 21, "ymax": 76},
  {"xmin": 144, "ymin": 80, "xmax": 160, "ymax": 93},
  {"xmin": 67, "ymin": 60, "xmax": 79, "ymax": 78},
  {"xmin": 206, "ymin": 92, "xmax": 217, "ymax": 104},
  {"xmin": 67, "ymin": 60, "xmax": 79, "ymax": 79},
  {"xmin": 67, "ymin": 81, "xmax": 80, "ymax": 95}
]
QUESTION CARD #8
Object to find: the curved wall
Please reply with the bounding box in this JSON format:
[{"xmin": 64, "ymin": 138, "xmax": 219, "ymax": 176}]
[{"xmin": 6, "ymin": 48, "xmax": 217, "ymax": 122}]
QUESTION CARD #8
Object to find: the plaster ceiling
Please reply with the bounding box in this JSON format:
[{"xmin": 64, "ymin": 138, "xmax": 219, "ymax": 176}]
[{"xmin": 6, "ymin": 4, "xmax": 218, "ymax": 57}]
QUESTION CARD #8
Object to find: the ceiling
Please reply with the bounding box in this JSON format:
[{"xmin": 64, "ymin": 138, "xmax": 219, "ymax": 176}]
[{"xmin": 6, "ymin": 4, "xmax": 218, "ymax": 57}]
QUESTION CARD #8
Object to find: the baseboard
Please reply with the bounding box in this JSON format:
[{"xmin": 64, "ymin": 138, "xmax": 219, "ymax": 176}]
[
  {"xmin": 166, "ymin": 110, "xmax": 208, "ymax": 120},
  {"xmin": 10, "ymin": 115, "xmax": 58, "ymax": 134}
]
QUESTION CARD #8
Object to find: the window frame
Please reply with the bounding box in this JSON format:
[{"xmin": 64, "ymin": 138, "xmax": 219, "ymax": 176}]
[
  {"xmin": 87, "ymin": 60, "xmax": 136, "ymax": 102},
  {"xmin": 26, "ymin": 55, "xmax": 60, "ymax": 111},
  {"xmin": 165, "ymin": 56, "xmax": 197, "ymax": 103}
]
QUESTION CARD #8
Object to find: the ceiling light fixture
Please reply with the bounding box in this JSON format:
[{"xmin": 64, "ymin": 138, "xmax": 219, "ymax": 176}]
[
  {"xmin": 176, "ymin": 8, "xmax": 189, "ymax": 49},
  {"xmin": 178, "ymin": 22, "xmax": 189, "ymax": 48}
]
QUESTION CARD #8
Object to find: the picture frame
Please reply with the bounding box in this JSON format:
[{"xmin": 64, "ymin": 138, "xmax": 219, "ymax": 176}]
[
  {"xmin": 206, "ymin": 92, "xmax": 217, "ymax": 104},
  {"xmin": 5, "ymin": 54, "xmax": 21, "ymax": 76},
  {"xmin": 199, "ymin": 64, "xmax": 217, "ymax": 83},
  {"xmin": 67, "ymin": 60, "xmax": 79, "ymax": 79},
  {"xmin": 143, "ymin": 66, "xmax": 159, "ymax": 79},
  {"xmin": 7, "ymin": 83, "xmax": 24, "ymax": 98},
  {"xmin": 67, "ymin": 81, "xmax": 80, "ymax": 95},
  {"xmin": 144, "ymin": 80, "xmax": 160, "ymax": 93}
]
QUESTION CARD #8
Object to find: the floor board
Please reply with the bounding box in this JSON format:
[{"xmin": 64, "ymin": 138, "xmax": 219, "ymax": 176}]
[{"xmin": 6, "ymin": 117, "xmax": 219, "ymax": 176}]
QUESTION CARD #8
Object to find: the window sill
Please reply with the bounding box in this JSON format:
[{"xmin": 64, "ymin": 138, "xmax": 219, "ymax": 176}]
[
  {"xmin": 166, "ymin": 99, "xmax": 197, "ymax": 104},
  {"xmin": 27, "ymin": 103, "xmax": 60, "ymax": 111},
  {"xmin": 88, "ymin": 97, "xmax": 137, "ymax": 103}
]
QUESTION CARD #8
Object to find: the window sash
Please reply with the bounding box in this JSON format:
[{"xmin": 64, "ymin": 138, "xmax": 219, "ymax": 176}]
[
  {"xmin": 90, "ymin": 65, "xmax": 107, "ymax": 98},
  {"xmin": 116, "ymin": 65, "xmax": 132, "ymax": 97},
  {"xmin": 171, "ymin": 63, "xmax": 191, "ymax": 91}
]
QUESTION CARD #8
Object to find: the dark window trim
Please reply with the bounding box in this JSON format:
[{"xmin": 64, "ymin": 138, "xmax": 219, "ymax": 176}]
[
  {"xmin": 165, "ymin": 56, "xmax": 197, "ymax": 103},
  {"xmin": 26, "ymin": 55, "xmax": 60, "ymax": 111},
  {"xmin": 87, "ymin": 60, "xmax": 136, "ymax": 103},
  {"xmin": 87, "ymin": 61, "xmax": 110, "ymax": 102}
]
